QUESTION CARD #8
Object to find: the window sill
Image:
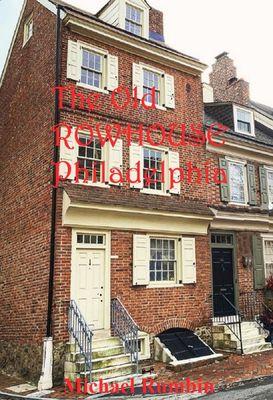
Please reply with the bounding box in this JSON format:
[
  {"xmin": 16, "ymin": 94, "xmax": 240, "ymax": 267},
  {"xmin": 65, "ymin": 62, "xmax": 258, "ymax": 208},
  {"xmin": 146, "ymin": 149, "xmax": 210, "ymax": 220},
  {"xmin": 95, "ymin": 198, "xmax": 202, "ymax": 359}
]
[
  {"xmin": 77, "ymin": 82, "xmax": 109, "ymax": 94},
  {"xmin": 147, "ymin": 283, "xmax": 184, "ymax": 289},
  {"xmin": 140, "ymin": 189, "xmax": 171, "ymax": 196},
  {"xmin": 73, "ymin": 180, "xmax": 110, "ymax": 188},
  {"xmin": 228, "ymin": 202, "xmax": 249, "ymax": 207},
  {"xmin": 143, "ymin": 102, "xmax": 167, "ymax": 111}
]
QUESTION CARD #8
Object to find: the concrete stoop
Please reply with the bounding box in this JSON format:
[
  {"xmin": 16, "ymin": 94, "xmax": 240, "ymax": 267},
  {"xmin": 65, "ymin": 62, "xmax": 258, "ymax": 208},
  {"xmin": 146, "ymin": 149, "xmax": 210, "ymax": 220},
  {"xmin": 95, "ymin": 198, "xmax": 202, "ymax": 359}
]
[
  {"xmin": 212, "ymin": 321, "xmax": 273, "ymax": 354},
  {"xmin": 64, "ymin": 336, "xmax": 136, "ymax": 382}
]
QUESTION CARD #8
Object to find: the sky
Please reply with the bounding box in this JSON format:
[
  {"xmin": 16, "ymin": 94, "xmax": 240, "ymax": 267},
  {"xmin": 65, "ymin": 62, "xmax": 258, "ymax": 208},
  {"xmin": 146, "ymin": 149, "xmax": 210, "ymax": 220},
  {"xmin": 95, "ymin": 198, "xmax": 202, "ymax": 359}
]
[{"xmin": 1, "ymin": 0, "xmax": 273, "ymax": 106}]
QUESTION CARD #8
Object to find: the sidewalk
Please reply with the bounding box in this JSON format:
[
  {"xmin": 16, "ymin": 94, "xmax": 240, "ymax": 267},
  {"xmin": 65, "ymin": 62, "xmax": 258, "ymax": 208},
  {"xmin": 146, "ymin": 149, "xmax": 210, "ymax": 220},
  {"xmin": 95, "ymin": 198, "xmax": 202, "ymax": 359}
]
[{"xmin": 1, "ymin": 350, "xmax": 273, "ymax": 399}]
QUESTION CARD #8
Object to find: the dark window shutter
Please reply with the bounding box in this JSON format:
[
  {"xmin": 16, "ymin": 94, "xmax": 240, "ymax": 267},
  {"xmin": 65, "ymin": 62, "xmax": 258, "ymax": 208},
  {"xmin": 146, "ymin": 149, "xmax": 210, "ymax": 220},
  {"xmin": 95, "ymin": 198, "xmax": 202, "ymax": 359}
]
[
  {"xmin": 219, "ymin": 158, "xmax": 230, "ymax": 202},
  {"xmin": 247, "ymin": 164, "xmax": 257, "ymax": 206},
  {"xmin": 252, "ymin": 234, "xmax": 265, "ymax": 289},
  {"xmin": 259, "ymin": 166, "xmax": 268, "ymax": 209}
]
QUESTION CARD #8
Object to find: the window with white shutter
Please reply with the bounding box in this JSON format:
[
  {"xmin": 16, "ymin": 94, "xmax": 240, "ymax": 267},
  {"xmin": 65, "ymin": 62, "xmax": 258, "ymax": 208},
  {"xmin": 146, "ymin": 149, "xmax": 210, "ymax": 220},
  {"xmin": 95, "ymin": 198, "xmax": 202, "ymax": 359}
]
[
  {"xmin": 133, "ymin": 235, "xmax": 149, "ymax": 286},
  {"xmin": 59, "ymin": 127, "xmax": 78, "ymax": 180},
  {"xmin": 129, "ymin": 143, "xmax": 143, "ymax": 189},
  {"xmin": 67, "ymin": 40, "xmax": 119, "ymax": 92},
  {"xmin": 182, "ymin": 238, "xmax": 196, "ymax": 284},
  {"xmin": 107, "ymin": 139, "xmax": 123, "ymax": 186},
  {"xmin": 133, "ymin": 235, "xmax": 196, "ymax": 287},
  {"xmin": 132, "ymin": 63, "xmax": 175, "ymax": 109}
]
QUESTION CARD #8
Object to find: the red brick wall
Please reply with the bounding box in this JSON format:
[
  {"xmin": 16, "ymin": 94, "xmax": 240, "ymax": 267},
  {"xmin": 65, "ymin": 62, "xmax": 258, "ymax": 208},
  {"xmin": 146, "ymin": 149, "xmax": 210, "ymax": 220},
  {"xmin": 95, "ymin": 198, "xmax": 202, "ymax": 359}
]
[
  {"xmin": 53, "ymin": 223, "xmax": 212, "ymax": 341},
  {"xmin": 0, "ymin": 0, "xmax": 56, "ymax": 343},
  {"xmin": 111, "ymin": 231, "xmax": 212, "ymax": 334}
]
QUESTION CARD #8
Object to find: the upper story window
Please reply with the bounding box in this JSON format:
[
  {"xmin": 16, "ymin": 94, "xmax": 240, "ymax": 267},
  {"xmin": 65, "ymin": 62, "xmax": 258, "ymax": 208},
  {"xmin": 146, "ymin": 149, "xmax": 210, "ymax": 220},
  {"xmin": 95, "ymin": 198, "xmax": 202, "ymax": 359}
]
[
  {"xmin": 234, "ymin": 106, "xmax": 255, "ymax": 136},
  {"xmin": 23, "ymin": 14, "xmax": 33, "ymax": 46},
  {"xmin": 125, "ymin": 4, "xmax": 143, "ymax": 36},
  {"xmin": 228, "ymin": 161, "xmax": 248, "ymax": 204},
  {"xmin": 77, "ymin": 134, "xmax": 103, "ymax": 184},
  {"xmin": 143, "ymin": 69, "xmax": 161, "ymax": 105},
  {"xmin": 81, "ymin": 49, "xmax": 103, "ymax": 89},
  {"xmin": 143, "ymin": 148, "xmax": 164, "ymax": 192}
]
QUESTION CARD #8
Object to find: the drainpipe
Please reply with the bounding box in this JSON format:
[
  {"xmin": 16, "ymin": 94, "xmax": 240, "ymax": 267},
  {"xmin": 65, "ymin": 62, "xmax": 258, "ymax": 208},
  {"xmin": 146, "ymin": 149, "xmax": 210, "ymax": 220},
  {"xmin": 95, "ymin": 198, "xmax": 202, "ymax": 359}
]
[{"xmin": 38, "ymin": 4, "xmax": 62, "ymax": 391}]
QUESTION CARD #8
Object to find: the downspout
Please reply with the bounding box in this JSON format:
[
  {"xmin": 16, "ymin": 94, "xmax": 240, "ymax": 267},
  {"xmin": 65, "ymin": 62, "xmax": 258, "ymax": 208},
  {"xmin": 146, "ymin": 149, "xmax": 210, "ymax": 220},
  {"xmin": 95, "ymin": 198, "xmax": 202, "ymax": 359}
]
[{"xmin": 38, "ymin": 4, "xmax": 62, "ymax": 391}]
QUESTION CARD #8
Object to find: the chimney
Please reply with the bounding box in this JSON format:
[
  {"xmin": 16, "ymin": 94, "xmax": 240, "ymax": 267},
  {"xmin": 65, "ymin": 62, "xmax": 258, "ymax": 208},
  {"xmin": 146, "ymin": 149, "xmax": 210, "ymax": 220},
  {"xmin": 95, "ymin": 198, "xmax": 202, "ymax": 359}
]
[
  {"xmin": 149, "ymin": 8, "xmax": 165, "ymax": 42},
  {"xmin": 209, "ymin": 52, "xmax": 250, "ymax": 106}
]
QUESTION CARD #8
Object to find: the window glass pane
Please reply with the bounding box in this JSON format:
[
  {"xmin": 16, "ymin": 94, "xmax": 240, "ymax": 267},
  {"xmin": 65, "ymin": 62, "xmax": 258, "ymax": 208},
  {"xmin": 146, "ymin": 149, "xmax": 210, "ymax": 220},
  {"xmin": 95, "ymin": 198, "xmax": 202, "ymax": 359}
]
[
  {"xmin": 229, "ymin": 162, "xmax": 245, "ymax": 203},
  {"xmin": 81, "ymin": 50, "xmax": 102, "ymax": 88},
  {"xmin": 143, "ymin": 148, "xmax": 163, "ymax": 191},
  {"xmin": 143, "ymin": 69, "xmax": 161, "ymax": 105},
  {"xmin": 149, "ymin": 238, "xmax": 176, "ymax": 282},
  {"xmin": 264, "ymin": 240, "xmax": 273, "ymax": 279},
  {"xmin": 267, "ymin": 171, "xmax": 273, "ymax": 207},
  {"xmin": 77, "ymin": 135, "xmax": 103, "ymax": 182}
]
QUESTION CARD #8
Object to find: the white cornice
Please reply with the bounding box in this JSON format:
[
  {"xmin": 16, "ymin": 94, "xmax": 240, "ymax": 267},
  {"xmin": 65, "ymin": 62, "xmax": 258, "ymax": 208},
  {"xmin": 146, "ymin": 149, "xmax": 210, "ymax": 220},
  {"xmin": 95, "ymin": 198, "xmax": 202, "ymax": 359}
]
[
  {"xmin": 210, "ymin": 208, "xmax": 273, "ymax": 232},
  {"xmin": 206, "ymin": 137, "xmax": 273, "ymax": 165},
  {"xmin": 64, "ymin": 15, "xmax": 207, "ymax": 76}
]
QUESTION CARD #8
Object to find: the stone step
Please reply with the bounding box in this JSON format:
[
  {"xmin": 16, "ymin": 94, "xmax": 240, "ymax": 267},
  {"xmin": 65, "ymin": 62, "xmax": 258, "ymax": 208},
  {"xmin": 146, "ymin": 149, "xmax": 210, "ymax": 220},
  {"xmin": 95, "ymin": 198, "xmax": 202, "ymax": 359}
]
[
  {"xmin": 92, "ymin": 337, "xmax": 121, "ymax": 350},
  {"xmin": 81, "ymin": 363, "xmax": 135, "ymax": 381},
  {"xmin": 92, "ymin": 345, "xmax": 125, "ymax": 359},
  {"xmin": 243, "ymin": 341, "xmax": 272, "ymax": 354},
  {"xmin": 76, "ymin": 354, "xmax": 131, "ymax": 371}
]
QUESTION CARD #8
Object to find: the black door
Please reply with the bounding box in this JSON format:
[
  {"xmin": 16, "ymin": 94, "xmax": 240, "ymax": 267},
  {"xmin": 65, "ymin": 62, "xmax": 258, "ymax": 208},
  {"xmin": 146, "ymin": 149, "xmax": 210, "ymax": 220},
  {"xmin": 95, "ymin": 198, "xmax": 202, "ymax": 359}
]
[{"xmin": 212, "ymin": 248, "xmax": 235, "ymax": 316}]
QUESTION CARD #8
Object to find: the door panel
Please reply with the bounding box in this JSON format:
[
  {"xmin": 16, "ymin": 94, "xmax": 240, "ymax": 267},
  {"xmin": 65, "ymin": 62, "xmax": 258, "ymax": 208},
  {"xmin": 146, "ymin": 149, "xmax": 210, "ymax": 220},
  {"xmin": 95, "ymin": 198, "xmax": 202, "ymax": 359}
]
[
  {"xmin": 75, "ymin": 249, "xmax": 105, "ymax": 330},
  {"xmin": 212, "ymin": 248, "xmax": 235, "ymax": 316}
]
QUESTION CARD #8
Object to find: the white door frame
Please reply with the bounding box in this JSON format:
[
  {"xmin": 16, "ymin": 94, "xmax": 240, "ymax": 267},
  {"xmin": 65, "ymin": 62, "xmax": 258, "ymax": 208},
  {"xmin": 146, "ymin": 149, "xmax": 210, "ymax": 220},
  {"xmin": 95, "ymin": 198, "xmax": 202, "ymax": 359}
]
[{"xmin": 71, "ymin": 229, "xmax": 111, "ymax": 334}]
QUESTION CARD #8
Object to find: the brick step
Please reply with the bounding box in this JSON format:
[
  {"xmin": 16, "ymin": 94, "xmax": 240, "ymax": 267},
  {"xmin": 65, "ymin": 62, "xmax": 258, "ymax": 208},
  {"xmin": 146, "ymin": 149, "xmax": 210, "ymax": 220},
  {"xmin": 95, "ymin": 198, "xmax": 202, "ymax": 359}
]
[{"xmin": 92, "ymin": 345, "xmax": 125, "ymax": 359}]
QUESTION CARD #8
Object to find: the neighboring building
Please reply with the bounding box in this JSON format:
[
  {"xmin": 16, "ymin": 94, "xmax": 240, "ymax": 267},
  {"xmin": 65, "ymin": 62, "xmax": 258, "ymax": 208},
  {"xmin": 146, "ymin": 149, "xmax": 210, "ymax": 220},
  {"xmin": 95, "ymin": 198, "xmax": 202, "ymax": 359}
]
[
  {"xmin": 204, "ymin": 53, "xmax": 273, "ymax": 352},
  {"xmin": 0, "ymin": 0, "xmax": 273, "ymax": 388}
]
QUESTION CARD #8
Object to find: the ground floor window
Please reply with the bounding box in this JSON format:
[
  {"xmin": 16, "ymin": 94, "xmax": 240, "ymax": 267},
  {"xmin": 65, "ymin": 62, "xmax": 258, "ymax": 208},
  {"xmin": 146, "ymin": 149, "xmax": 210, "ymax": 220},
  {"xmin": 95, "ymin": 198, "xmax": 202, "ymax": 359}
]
[
  {"xmin": 264, "ymin": 239, "xmax": 273, "ymax": 279},
  {"xmin": 149, "ymin": 238, "xmax": 176, "ymax": 282}
]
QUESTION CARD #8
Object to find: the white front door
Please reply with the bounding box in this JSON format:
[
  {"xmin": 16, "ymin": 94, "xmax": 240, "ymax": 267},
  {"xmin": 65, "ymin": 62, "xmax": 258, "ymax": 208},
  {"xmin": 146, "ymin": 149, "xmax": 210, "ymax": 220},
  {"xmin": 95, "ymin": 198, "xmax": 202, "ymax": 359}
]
[{"xmin": 74, "ymin": 249, "xmax": 105, "ymax": 330}]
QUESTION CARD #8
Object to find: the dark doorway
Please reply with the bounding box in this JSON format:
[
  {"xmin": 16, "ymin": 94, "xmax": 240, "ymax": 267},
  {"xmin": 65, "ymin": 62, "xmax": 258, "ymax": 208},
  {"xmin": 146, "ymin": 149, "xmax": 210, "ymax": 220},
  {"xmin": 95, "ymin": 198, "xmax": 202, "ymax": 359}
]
[{"xmin": 212, "ymin": 247, "xmax": 235, "ymax": 317}]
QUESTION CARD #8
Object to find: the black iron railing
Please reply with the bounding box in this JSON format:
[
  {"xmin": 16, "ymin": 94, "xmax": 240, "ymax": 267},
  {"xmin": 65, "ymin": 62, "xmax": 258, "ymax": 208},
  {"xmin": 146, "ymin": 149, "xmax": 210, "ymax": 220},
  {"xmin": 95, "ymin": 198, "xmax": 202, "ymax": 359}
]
[
  {"xmin": 214, "ymin": 293, "xmax": 243, "ymax": 354},
  {"xmin": 240, "ymin": 291, "xmax": 273, "ymax": 333},
  {"xmin": 111, "ymin": 298, "xmax": 139, "ymax": 373},
  {"xmin": 68, "ymin": 300, "xmax": 93, "ymax": 381}
]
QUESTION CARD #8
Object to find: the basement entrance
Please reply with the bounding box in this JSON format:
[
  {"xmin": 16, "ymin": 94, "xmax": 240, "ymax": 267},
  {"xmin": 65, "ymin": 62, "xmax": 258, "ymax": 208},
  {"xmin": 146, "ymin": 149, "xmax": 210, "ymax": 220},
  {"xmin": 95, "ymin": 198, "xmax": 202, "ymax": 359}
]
[{"xmin": 156, "ymin": 328, "xmax": 218, "ymax": 365}]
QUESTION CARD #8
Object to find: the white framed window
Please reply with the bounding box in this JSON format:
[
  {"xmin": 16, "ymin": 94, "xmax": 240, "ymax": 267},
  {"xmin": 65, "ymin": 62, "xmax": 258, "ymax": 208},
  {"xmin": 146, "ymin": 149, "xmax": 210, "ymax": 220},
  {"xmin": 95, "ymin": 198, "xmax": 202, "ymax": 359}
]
[
  {"xmin": 233, "ymin": 105, "xmax": 255, "ymax": 136},
  {"xmin": 133, "ymin": 63, "xmax": 175, "ymax": 109},
  {"xmin": 143, "ymin": 69, "xmax": 161, "ymax": 106},
  {"xmin": 263, "ymin": 239, "xmax": 273, "ymax": 279},
  {"xmin": 67, "ymin": 40, "xmax": 119, "ymax": 92},
  {"xmin": 125, "ymin": 3, "xmax": 143, "ymax": 36},
  {"xmin": 149, "ymin": 238, "xmax": 177, "ymax": 283},
  {"xmin": 267, "ymin": 169, "xmax": 273, "ymax": 210},
  {"xmin": 228, "ymin": 160, "xmax": 248, "ymax": 205},
  {"xmin": 23, "ymin": 14, "xmax": 33, "ymax": 46},
  {"xmin": 81, "ymin": 49, "xmax": 103, "ymax": 89},
  {"xmin": 77, "ymin": 233, "xmax": 105, "ymax": 246},
  {"xmin": 77, "ymin": 133, "xmax": 104, "ymax": 185},
  {"xmin": 143, "ymin": 147, "xmax": 165, "ymax": 192},
  {"xmin": 133, "ymin": 234, "xmax": 196, "ymax": 287}
]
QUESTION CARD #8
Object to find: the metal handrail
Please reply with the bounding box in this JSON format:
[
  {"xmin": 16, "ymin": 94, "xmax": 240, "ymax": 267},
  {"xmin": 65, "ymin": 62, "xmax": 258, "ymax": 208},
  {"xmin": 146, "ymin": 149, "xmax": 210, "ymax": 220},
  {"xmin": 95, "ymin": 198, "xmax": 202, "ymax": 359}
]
[
  {"xmin": 68, "ymin": 300, "xmax": 93, "ymax": 381},
  {"xmin": 240, "ymin": 291, "xmax": 273, "ymax": 333},
  {"xmin": 111, "ymin": 298, "xmax": 139, "ymax": 374},
  {"xmin": 214, "ymin": 293, "xmax": 243, "ymax": 354}
]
